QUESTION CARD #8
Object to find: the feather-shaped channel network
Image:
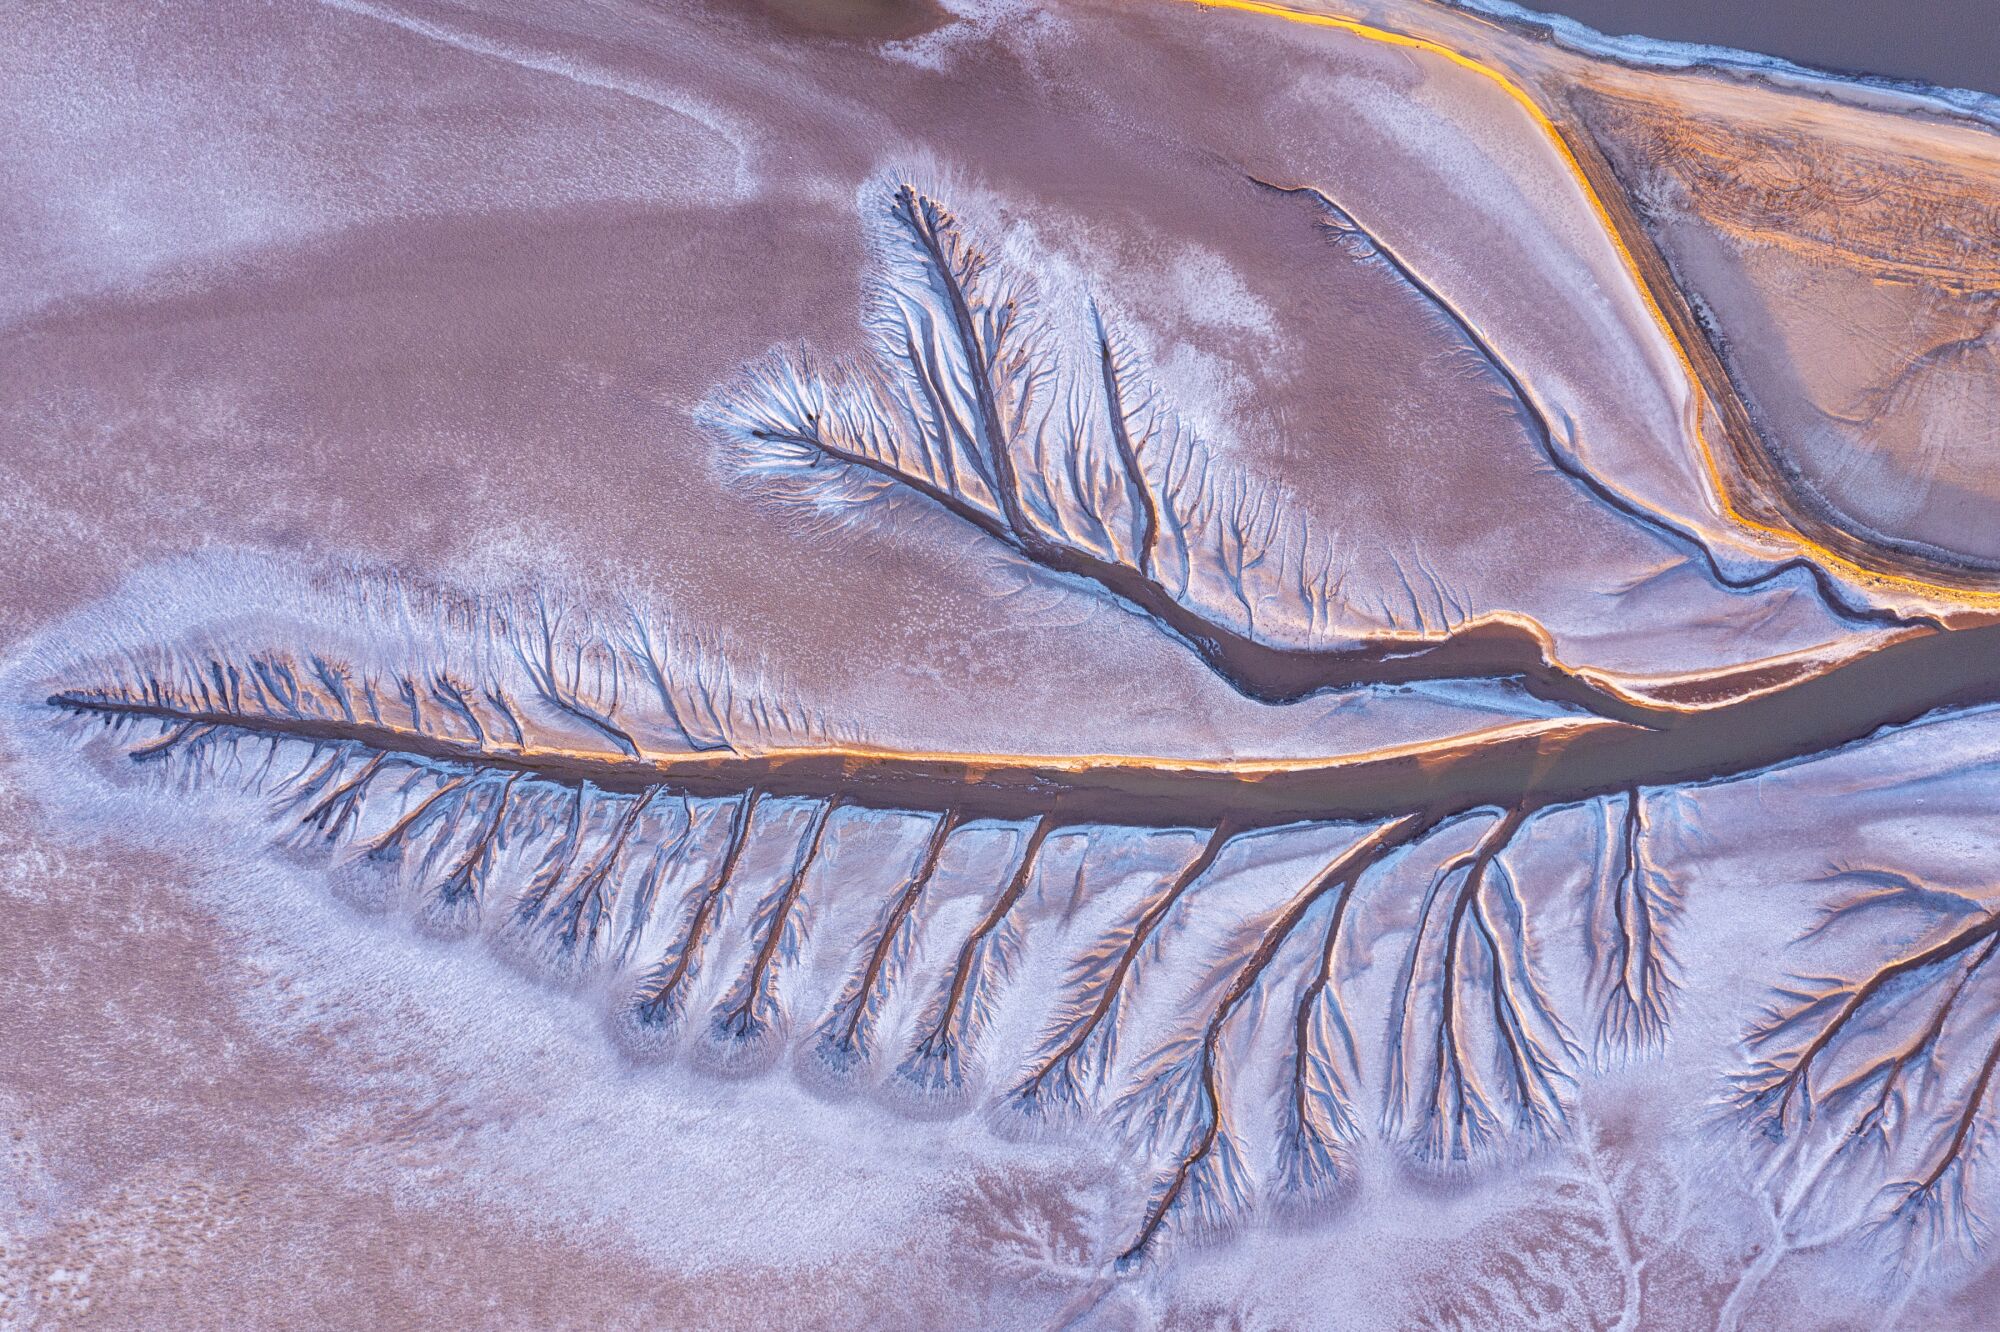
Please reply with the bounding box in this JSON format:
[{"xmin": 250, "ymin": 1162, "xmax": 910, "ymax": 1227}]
[{"xmin": 43, "ymin": 178, "xmax": 2000, "ymax": 1268}]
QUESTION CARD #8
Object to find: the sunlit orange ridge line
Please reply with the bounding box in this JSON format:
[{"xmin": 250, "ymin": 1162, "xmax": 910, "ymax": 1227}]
[
  {"xmin": 624, "ymin": 716, "xmax": 1615, "ymax": 774},
  {"xmin": 1178, "ymin": 0, "xmax": 2000, "ymax": 607},
  {"xmin": 57, "ymin": 688, "xmax": 1610, "ymax": 777}
]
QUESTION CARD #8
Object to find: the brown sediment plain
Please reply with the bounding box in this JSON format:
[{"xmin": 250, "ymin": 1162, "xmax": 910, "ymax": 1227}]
[
  {"xmin": 9, "ymin": 0, "xmax": 2000, "ymax": 1328},
  {"xmin": 1569, "ymin": 78, "xmax": 2000, "ymax": 584}
]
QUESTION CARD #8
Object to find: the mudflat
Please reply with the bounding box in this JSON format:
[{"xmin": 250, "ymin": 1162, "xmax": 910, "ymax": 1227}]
[{"xmin": 6, "ymin": 2, "xmax": 2000, "ymax": 1328}]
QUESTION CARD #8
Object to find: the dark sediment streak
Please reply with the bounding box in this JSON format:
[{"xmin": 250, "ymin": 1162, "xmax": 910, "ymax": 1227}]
[{"xmin": 50, "ymin": 616, "xmax": 2000, "ymax": 830}]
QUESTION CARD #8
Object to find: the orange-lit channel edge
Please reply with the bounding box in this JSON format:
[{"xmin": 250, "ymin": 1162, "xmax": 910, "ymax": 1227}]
[{"xmin": 1179, "ymin": 0, "xmax": 2000, "ymax": 609}]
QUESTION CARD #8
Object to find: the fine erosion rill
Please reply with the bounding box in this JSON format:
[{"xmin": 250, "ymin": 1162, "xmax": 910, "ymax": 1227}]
[{"xmin": 7, "ymin": 1, "xmax": 2000, "ymax": 1327}]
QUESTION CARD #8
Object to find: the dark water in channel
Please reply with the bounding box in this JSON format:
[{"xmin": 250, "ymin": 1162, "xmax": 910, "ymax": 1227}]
[{"xmin": 1505, "ymin": 0, "xmax": 2000, "ymax": 100}]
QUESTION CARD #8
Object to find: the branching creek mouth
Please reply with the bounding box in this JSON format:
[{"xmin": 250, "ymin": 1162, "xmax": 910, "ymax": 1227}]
[{"xmin": 49, "ymin": 615, "xmax": 2000, "ymax": 834}]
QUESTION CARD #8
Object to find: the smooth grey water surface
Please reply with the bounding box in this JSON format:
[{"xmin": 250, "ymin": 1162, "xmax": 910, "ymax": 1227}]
[{"xmin": 1507, "ymin": 0, "xmax": 2000, "ymax": 99}]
